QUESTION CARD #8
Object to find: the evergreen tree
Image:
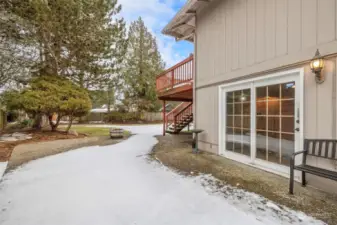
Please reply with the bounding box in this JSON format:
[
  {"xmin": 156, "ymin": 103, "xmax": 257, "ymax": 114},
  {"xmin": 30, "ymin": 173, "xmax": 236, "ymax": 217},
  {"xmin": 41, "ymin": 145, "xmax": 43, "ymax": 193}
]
[
  {"xmin": 123, "ymin": 17, "xmax": 165, "ymax": 112},
  {"xmin": 0, "ymin": 3, "xmax": 36, "ymax": 88},
  {"xmin": 1, "ymin": 0, "xmax": 127, "ymax": 89}
]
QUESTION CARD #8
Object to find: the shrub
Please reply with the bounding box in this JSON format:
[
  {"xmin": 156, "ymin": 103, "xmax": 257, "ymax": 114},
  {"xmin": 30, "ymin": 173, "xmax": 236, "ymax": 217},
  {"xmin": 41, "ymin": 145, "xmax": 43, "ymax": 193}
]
[{"xmin": 20, "ymin": 119, "xmax": 33, "ymax": 127}]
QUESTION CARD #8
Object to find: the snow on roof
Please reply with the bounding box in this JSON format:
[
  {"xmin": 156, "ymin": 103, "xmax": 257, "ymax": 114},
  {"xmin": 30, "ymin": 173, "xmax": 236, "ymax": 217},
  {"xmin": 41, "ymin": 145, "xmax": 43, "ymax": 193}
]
[{"xmin": 162, "ymin": 0, "xmax": 212, "ymax": 42}]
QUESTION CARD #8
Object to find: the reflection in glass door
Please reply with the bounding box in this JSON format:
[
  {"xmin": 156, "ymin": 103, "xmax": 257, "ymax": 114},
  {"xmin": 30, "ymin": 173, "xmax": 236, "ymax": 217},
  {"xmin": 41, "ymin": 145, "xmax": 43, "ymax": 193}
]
[
  {"xmin": 226, "ymin": 89, "xmax": 251, "ymax": 156},
  {"xmin": 255, "ymin": 82, "xmax": 295, "ymax": 166}
]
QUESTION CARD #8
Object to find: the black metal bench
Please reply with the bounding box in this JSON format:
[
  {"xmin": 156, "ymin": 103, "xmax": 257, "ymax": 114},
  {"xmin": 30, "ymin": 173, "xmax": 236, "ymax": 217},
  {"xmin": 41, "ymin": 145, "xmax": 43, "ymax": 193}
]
[{"xmin": 289, "ymin": 139, "xmax": 337, "ymax": 194}]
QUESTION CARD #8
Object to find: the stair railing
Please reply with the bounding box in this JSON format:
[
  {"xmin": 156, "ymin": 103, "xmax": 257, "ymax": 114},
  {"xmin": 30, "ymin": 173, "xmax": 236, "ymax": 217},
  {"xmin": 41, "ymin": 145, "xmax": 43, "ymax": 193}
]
[
  {"xmin": 165, "ymin": 102, "xmax": 191, "ymax": 131},
  {"xmin": 173, "ymin": 103, "xmax": 193, "ymax": 133}
]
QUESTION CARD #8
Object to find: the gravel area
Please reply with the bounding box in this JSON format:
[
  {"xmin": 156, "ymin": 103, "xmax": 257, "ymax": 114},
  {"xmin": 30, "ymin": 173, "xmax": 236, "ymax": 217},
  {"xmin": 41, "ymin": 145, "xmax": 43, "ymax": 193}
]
[
  {"xmin": 6, "ymin": 136, "xmax": 128, "ymax": 171},
  {"xmin": 152, "ymin": 135, "xmax": 337, "ymax": 225},
  {"xmin": 0, "ymin": 131, "xmax": 86, "ymax": 162}
]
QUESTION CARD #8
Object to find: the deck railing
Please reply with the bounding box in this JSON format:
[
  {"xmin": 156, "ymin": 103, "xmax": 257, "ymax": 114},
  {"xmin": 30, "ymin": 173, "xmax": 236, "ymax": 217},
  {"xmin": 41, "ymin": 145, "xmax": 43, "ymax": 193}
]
[
  {"xmin": 164, "ymin": 102, "xmax": 191, "ymax": 131},
  {"xmin": 156, "ymin": 55, "xmax": 193, "ymax": 93}
]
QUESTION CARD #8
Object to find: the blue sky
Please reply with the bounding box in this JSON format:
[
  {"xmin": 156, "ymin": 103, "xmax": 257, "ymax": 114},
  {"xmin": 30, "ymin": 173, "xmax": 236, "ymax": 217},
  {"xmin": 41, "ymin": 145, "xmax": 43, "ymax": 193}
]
[{"xmin": 118, "ymin": 0, "xmax": 194, "ymax": 68}]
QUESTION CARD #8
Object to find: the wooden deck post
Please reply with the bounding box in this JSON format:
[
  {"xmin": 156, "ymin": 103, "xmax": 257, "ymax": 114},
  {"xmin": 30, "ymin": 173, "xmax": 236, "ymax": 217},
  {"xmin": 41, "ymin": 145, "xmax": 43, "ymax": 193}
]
[{"xmin": 163, "ymin": 100, "xmax": 166, "ymax": 136}]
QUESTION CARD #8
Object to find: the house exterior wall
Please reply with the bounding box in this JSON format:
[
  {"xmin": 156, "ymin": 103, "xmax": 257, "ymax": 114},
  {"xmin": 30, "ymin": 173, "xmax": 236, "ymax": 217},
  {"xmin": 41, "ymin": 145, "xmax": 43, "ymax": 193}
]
[{"xmin": 195, "ymin": 0, "xmax": 337, "ymax": 193}]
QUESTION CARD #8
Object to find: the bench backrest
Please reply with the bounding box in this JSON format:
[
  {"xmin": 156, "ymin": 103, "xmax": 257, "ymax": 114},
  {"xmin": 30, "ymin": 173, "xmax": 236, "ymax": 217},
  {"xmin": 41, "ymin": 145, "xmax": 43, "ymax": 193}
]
[{"xmin": 304, "ymin": 139, "xmax": 337, "ymax": 160}]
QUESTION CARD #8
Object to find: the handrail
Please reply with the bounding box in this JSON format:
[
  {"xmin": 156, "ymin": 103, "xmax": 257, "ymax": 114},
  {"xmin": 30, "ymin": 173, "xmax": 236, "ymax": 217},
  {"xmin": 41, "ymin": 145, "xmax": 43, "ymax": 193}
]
[
  {"xmin": 157, "ymin": 54, "xmax": 193, "ymax": 78},
  {"xmin": 175, "ymin": 102, "xmax": 193, "ymax": 118},
  {"xmin": 166, "ymin": 102, "xmax": 190, "ymax": 117},
  {"xmin": 173, "ymin": 103, "xmax": 193, "ymax": 133},
  {"xmin": 164, "ymin": 102, "xmax": 193, "ymax": 132},
  {"xmin": 156, "ymin": 55, "xmax": 194, "ymax": 93}
]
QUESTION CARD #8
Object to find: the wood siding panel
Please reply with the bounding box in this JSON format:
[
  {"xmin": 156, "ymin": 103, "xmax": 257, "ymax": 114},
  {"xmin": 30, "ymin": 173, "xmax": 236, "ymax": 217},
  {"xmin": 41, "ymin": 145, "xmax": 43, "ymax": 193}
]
[
  {"xmin": 195, "ymin": 0, "xmax": 337, "ymax": 83},
  {"xmin": 301, "ymin": 0, "xmax": 317, "ymax": 49},
  {"xmin": 196, "ymin": 86, "xmax": 218, "ymax": 150},
  {"xmin": 225, "ymin": 1, "xmax": 233, "ymax": 73},
  {"xmin": 208, "ymin": 14, "xmax": 216, "ymax": 78},
  {"xmin": 247, "ymin": 0, "xmax": 256, "ymax": 66},
  {"xmin": 218, "ymin": 5, "xmax": 227, "ymax": 74},
  {"xmin": 287, "ymin": 0, "xmax": 302, "ymax": 54},
  {"xmin": 265, "ymin": 0, "xmax": 276, "ymax": 60},
  {"xmin": 255, "ymin": 0, "xmax": 265, "ymax": 63},
  {"xmin": 238, "ymin": 0, "xmax": 247, "ymax": 68},
  {"xmin": 232, "ymin": 1, "xmax": 240, "ymax": 70},
  {"xmin": 196, "ymin": 12, "xmax": 208, "ymax": 83},
  {"xmin": 317, "ymin": 61, "xmax": 334, "ymax": 138},
  {"xmin": 317, "ymin": 0, "xmax": 336, "ymax": 44},
  {"xmin": 304, "ymin": 65, "xmax": 317, "ymax": 139},
  {"xmin": 275, "ymin": 0, "xmax": 287, "ymax": 56}
]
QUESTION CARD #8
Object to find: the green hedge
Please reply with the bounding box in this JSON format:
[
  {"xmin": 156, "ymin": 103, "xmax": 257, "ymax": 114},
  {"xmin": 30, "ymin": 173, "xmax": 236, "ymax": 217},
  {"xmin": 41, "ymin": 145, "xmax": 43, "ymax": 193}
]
[{"xmin": 104, "ymin": 111, "xmax": 142, "ymax": 123}]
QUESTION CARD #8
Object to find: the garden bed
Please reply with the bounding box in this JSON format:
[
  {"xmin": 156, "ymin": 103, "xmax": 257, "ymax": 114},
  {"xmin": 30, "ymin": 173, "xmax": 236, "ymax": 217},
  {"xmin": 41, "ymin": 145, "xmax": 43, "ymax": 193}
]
[{"xmin": 0, "ymin": 130, "xmax": 85, "ymax": 162}]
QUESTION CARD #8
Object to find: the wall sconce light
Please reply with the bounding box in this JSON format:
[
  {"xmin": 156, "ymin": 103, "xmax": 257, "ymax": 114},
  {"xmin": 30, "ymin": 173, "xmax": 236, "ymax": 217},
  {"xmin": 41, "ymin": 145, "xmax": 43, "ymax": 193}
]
[{"xmin": 310, "ymin": 49, "xmax": 325, "ymax": 84}]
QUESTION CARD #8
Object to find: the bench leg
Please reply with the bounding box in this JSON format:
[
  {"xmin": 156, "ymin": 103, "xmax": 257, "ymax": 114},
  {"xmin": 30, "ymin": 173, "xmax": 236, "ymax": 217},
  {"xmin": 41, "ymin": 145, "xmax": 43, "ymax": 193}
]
[
  {"xmin": 289, "ymin": 164, "xmax": 294, "ymax": 195},
  {"xmin": 302, "ymin": 171, "xmax": 306, "ymax": 186}
]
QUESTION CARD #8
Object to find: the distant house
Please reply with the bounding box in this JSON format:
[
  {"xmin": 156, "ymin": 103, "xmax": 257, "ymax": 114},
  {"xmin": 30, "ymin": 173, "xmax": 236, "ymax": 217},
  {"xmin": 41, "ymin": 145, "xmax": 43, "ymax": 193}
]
[
  {"xmin": 87, "ymin": 107, "xmax": 112, "ymax": 122},
  {"xmin": 157, "ymin": 0, "xmax": 337, "ymax": 194}
]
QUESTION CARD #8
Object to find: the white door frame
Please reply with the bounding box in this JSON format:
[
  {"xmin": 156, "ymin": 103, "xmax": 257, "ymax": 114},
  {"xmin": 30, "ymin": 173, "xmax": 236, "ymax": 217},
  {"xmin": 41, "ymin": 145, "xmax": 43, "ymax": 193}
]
[{"xmin": 218, "ymin": 68, "xmax": 304, "ymax": 178}]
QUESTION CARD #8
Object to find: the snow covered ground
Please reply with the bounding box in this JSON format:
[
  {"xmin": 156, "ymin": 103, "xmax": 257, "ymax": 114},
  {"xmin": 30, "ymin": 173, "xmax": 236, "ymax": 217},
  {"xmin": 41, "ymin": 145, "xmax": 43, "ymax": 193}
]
[
  {"xmin": 0, "ymin": 125, "xmax": 324, "ymax": 225},
  {"xmin": 0, "ymin": 162, "xmax": 7, "ymax": 179}
]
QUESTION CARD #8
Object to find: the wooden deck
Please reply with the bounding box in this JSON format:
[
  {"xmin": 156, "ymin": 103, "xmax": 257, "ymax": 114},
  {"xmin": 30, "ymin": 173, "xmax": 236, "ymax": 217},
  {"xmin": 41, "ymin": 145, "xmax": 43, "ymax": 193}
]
[{"xmin": 156, "ymin": 55, "xmax": 193, "ymax": 101}]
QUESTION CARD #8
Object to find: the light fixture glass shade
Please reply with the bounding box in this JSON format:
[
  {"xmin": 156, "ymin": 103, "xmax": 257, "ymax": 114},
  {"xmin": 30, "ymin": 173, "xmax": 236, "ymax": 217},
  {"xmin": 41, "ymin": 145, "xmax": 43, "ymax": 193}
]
[
  {"xmin": 310, "ymin": 49, "xmax": 324, "ymax": 74},
  {"xmin": 310, "ymin": 49, "xmax": 325, "ymax": 83},
  {"xmin": 310, "ymin": 58, "xmax": 324, "ymax": 73}
]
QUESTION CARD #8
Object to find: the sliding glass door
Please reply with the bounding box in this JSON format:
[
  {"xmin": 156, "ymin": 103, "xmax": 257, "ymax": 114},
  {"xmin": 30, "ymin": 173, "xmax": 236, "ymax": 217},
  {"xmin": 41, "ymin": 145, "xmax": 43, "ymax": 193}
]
[{"xmin": 221, "ymin": 70, "xmax": 302, "ymax": 170}]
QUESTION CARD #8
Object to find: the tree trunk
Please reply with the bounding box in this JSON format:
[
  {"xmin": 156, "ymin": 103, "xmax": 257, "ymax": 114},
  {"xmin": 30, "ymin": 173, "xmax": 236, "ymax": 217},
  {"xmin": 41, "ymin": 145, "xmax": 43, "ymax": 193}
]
[
  {"xmin": 107, "ymin": 84, "xmax": 113, "ymax": 113},
  {"xmin": 66, "ymin": 115, "xmax": 74, "ymax": 133},
  {"xmin": 48, "ymin": 114, "xmax": 61, "ymax": 131},
  {"xmin": 32, "ymin": 114, "xmax": 43, "ymax": 130}
]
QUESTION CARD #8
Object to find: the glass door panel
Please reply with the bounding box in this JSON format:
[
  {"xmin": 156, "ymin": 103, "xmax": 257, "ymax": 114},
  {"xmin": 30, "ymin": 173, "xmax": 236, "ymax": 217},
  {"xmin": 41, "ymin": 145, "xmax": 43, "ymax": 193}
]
[
  {"xmin": 225, "ymin": 89, "xmax": 251, "ymax": 157},
  {"xmin": 255, "ymin": 82, "xmax": 295, "ymax": 166}
]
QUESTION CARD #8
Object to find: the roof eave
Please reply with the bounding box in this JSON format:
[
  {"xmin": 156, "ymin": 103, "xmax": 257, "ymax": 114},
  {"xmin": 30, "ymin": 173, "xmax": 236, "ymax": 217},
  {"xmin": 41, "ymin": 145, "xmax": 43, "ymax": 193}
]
[{"xmin": 162, "ymin": 0, "xmax": 211, "ymax": 42}]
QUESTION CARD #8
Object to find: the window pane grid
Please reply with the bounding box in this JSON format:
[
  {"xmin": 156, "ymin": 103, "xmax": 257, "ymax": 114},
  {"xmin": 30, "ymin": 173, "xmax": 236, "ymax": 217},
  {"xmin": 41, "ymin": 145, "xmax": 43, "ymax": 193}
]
[
  {"xmin": 255, "ymin": 82, "xmax": 295, "ymax": 166},
  {"xmin": 256, "ymin": 98, "xmax": 295, "ymax": 102},
  {"xmin": 226, "ymin": 89, "xmax": 251, "ymax": 157}
]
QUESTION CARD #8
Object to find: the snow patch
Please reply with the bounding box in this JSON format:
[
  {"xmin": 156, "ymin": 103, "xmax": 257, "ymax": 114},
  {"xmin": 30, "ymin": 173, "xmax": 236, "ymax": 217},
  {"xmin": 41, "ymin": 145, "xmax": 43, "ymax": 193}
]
[
  {"xmin": 0, "ymin": 162, "xmax": 7, "ymax": 180},
  {"xmin": 193, "ymin": 175, "xmax": 323, "ymax": 225}
]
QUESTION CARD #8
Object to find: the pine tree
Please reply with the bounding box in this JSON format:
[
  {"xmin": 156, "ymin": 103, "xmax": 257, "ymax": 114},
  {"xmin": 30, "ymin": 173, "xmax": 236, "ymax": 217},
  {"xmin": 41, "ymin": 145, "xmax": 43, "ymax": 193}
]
[
  {"xmin": 123, "ymin": 17, "xmax": 165, "ymax": 112},
  {"xmin": 1, "ymin": 0, "xmax": 128, "ymax": 89}
]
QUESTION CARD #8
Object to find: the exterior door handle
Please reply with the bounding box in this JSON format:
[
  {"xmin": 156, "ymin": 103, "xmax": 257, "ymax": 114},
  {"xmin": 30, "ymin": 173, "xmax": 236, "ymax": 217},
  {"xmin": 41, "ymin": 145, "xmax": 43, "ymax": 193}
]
[{"xmin": 295, "ymin": 128, "xmax": 300, "ymax": 132}]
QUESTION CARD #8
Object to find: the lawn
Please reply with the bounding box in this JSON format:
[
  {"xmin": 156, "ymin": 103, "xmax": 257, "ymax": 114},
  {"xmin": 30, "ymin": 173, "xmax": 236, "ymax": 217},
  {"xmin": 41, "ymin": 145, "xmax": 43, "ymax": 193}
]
[{"xmin": 61, "ymin": 126, "xmax": 130, "ymax": 137}]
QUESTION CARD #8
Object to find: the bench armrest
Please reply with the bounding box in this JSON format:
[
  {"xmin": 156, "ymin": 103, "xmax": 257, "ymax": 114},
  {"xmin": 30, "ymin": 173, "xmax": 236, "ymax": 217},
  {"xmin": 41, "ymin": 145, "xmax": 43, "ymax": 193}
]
[{"xmin": 290, "ymin": 150, "xmax": 307, "ymax": 165}]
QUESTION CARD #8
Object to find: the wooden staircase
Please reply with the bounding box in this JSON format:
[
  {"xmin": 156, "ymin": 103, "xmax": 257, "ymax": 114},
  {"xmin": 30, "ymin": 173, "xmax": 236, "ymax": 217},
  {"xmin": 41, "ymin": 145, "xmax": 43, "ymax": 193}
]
[{"xmin": 164, "ymin": 102, "xmax": 193, "ymax": 134}]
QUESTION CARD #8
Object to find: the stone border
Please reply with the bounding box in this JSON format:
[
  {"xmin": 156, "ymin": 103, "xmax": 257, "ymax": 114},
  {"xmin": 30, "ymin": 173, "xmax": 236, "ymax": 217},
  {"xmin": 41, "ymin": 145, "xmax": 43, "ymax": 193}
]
[{"xmin": 4, "ymin": 135, "xmax": 131, "ymax": 174}]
